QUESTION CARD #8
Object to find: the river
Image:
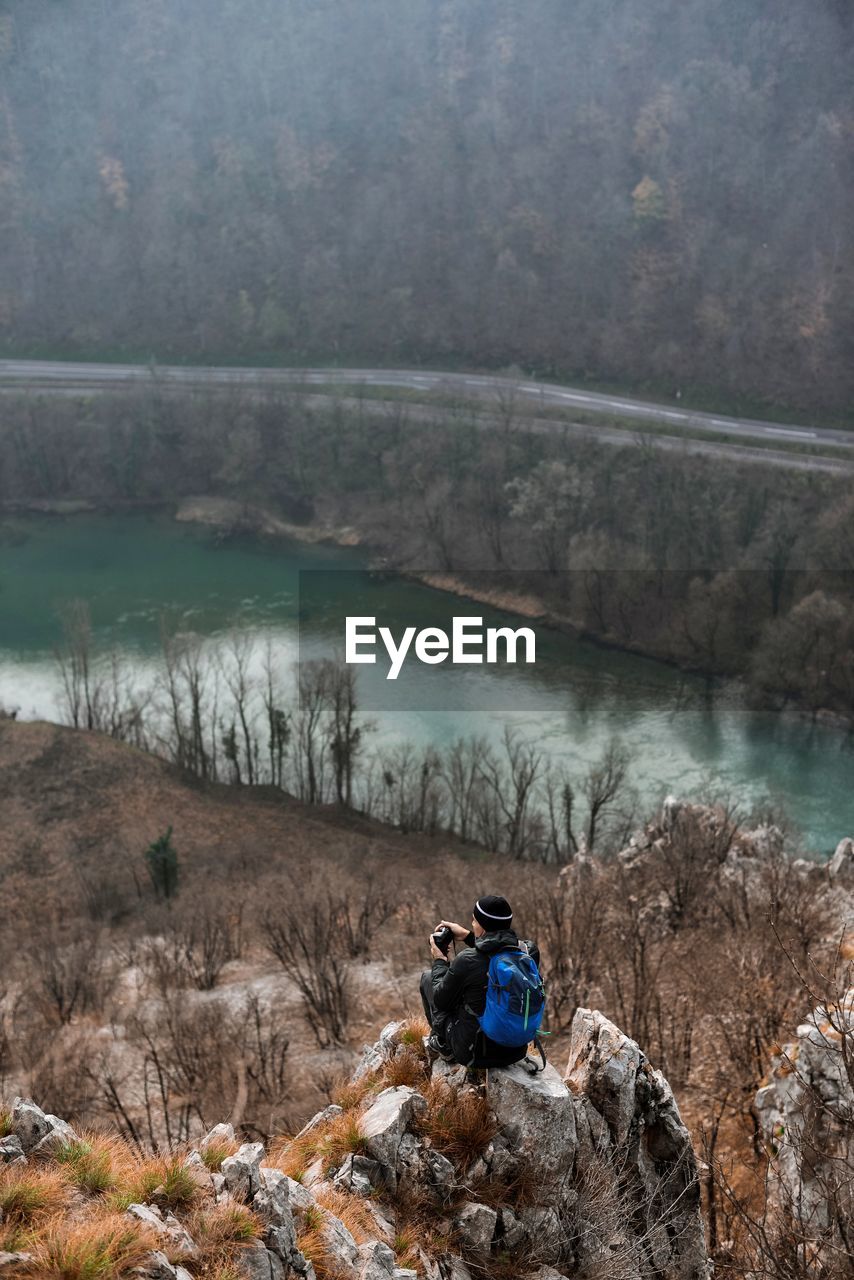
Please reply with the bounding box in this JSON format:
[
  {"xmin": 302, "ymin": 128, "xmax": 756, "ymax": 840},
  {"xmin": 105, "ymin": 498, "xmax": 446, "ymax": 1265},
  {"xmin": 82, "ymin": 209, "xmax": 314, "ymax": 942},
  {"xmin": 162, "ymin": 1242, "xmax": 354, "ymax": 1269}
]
[{"xmin": 1, "ymin": 512, "xmax": 852, "ymax": 854}]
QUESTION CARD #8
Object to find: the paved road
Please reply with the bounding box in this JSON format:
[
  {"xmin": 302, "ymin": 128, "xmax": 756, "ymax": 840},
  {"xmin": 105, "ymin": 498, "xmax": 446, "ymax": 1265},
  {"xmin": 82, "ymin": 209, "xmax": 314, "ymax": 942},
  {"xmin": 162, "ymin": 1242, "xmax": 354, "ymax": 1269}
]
[{"xmin": 1, "ymin": 358, "xmax": 852, "ymax": 472}]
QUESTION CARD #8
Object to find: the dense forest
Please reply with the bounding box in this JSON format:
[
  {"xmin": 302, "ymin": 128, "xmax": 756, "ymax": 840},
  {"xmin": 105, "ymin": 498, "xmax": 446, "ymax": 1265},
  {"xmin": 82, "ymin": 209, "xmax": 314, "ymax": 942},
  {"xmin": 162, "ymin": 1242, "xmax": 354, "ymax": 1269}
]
[{"xmin": 0, "ymin": 0, "xmax": 852, "ymax": 413}]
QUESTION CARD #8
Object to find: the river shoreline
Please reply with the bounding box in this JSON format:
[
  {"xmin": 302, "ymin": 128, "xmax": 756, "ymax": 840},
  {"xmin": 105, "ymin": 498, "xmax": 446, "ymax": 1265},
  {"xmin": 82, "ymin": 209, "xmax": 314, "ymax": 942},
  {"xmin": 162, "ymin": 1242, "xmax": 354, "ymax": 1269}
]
[{"xmin": 2, "ymin": 494, "xmax": 851, "ymax": 732}]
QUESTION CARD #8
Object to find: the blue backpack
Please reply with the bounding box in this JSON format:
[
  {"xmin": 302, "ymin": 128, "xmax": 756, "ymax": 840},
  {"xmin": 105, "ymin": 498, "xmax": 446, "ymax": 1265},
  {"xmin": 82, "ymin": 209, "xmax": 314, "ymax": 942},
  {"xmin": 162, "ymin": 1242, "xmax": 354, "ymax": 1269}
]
[{"xmin": 479, "ymin": 946, "xmax": 546, "ymax": 1047}]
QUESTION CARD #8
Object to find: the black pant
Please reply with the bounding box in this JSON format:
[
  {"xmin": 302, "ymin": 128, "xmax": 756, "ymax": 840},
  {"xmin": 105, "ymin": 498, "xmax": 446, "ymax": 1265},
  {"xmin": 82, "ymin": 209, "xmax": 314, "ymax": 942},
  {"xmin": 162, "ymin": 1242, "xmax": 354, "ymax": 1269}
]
[{"xmin": 420, "ymin": 970, "xmax": 450, "ymax": 1046}]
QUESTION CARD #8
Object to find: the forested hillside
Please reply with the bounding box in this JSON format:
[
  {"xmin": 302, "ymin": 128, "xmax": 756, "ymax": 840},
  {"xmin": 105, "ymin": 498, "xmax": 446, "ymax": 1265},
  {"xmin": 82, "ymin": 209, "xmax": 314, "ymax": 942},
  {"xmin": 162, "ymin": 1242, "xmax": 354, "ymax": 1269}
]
[{"xmin": 1, "ymin": 0, "xmax": 852, "ymax": 412}]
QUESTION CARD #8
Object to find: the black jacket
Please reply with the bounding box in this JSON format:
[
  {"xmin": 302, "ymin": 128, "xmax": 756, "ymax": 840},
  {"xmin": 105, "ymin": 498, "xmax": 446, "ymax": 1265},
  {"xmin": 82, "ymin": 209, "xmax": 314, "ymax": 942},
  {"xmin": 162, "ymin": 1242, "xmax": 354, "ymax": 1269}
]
[{"xmin": 430, "ymin": 928, "xmax": 540, "ymax": 1068}]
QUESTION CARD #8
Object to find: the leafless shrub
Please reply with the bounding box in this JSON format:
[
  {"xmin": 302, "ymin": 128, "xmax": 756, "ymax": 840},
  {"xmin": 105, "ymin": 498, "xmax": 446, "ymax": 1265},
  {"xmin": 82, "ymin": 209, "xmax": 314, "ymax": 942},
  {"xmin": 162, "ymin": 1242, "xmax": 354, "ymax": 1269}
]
[{"xmin": 263, "ymin": 893, "xmax": 352, "ymax": 1048}]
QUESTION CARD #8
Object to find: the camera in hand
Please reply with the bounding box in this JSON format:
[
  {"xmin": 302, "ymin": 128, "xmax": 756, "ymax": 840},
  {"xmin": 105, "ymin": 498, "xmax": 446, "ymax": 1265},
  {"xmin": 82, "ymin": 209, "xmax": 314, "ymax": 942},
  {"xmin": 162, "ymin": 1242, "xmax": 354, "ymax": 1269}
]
[{"xmin": 432, "ymin": 925, "xmax": 453, "ymax": 955}]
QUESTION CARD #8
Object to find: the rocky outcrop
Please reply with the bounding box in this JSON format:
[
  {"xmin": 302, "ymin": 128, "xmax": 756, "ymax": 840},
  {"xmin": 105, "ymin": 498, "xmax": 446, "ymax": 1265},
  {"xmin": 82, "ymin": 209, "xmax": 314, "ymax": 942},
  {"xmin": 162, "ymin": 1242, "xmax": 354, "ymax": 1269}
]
[
  {"xmin": 2, "ymin": 1006, "xmax": 708, "ymax": 1280},
  {"xmin": 755, "ymin": 989, "xmax": 854, "ymax": 1262}
]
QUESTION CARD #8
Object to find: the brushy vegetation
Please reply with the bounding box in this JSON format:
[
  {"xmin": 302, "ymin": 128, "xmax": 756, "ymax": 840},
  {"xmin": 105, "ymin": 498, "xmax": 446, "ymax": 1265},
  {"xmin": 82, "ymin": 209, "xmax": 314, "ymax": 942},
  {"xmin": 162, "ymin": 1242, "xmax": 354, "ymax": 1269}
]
[{"xmin": 23, "ymin": 1211, "xmax": 156, "ymax": 1280}]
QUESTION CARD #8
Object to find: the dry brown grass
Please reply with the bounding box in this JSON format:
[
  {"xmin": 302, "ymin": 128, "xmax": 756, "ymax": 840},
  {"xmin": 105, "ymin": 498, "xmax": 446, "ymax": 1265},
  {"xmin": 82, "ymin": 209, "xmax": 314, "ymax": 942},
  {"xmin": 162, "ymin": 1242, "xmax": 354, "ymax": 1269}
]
[
  {"xmin": 187, "ymin": 1201, "xmax": 263, "ymax": 1273},
  {"xmin": 50, "ymin": 1133, "xmax": 137, "ymax": 1197},
  {"xmin": 418, "ymin": 1079, "xmax": 496, "ymax": 1170},
  {"xmin": 0, "ymin": 1108, "xmax": 12, "ymax": 1137},
  {"xmin": 331, "ymin": 1073, "xmax": 377, "ymax": 1112},
  {"xmin": 382, "ymin": 1047, "xmax": 431, "ymax": 1090},
  {"xmin": 113, "ymin": 1152, "xmax": 200, "ymax": 1213},
  {"xmin": 0, "ymin": 1165, "xmax": 69, "ymax": 1233},
  {"xmin": 271, "ymin": 1109, "xmax": 371, "ymax": 1180},
  {"xmin": 199, "ymin": 1136, "xmax": 240, "ymax": 1173},
  {"xmin": 22, "ymin": 1210, "xmax": 156, "ymax": 1279}
]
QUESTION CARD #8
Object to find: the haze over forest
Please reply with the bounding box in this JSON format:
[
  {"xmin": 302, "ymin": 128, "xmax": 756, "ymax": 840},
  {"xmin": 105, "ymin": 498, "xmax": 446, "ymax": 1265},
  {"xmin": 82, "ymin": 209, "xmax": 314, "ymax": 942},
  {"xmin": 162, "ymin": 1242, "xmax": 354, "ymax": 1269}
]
[{"xmin": 1, "ymin": 0, "xmax": 852, "ymax": 413}]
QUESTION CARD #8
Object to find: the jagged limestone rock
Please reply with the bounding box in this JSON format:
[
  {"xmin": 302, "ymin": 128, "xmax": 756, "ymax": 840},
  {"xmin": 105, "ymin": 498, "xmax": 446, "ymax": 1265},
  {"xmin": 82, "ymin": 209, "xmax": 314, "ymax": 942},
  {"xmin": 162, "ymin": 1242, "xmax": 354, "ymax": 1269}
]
[
  {"xmin": 829, "ymin": 836, "xmax": 854, "ymax": 879},
  {"xmin": 236, "ymin": 1240, "xmax": 285, "ymax": 1280},
  {"xmin": 355, "ymin": 1021, "xmax": 403, "ymax": 1079},
  {"xmin": 755, "ymin": 990, "xmax": 854, "ymax": 1259},
  {"xmin": 183, "ymin": 1150, "xmax": 214, "ymax": 1194},
  {"xmin": 357, "ymin": 1239, "xmax": 396, "ymax": 1279},
  {"xmin": 487, "ymin": 1061, "xmax": 577, "ymax": 1185},
  {"xmin": 453, "ymin": 1202, "xmax": 497, "ymax": 1256},
  {"xmin": 333, "ymin": 1152, "xmax": 382, "ymax": 1196},
  {"xmin": 357, "ymin": 1085, "xmax": 427, "ymax": 1173},
  {"xmin": 132, "ymin": 1251, "xmax": 178, "ymax": 1280},
  {"xmin": 126, "ymin": 1204, "xmax": 196, "ymax": 1259},
  {"xmin": 565, "ymin": 1007, "xmax": 642, "ymax": 1145},
  {"xmin": 564, "ymin": 1007, "xmax": 708, "ymax": 1280},
  {"xmin": 0, "ymin": 1256, "xmax": 34, "ymax": 1273},
  {"xmin": 221, "ymin": 1141, "xmax": 265, "ymax": 1200}
]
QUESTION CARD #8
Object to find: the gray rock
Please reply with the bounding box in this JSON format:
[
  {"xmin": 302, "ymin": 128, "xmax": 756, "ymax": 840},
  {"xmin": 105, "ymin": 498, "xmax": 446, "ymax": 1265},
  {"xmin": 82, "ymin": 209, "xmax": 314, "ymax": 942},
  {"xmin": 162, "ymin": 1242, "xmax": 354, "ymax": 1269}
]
[
  {"xmin": 333, "ymin": 1152, "xmax": 381, "ymax": 1196},
  {"xmin": 128, "ymin": 1203, "xmax": 168, "ymax": 1233},
  {"xmin": 442, "ymin": 1259, "xmax": 473, "ymax": 1280},
  {"xmin": 517, "ymin": 1206, "xmax": 562, "ymax": 1261},
  {"xmin": 0, "ymin": 1256, "xmax": 34, "ymax": 1272},
  {"xmin": 357, "ymin": 1239, "xmax": 396, "ymax": 1279},
  {"xmin": 392, "ymin": 1272, "xmax": 418, "ymax": 1280},
  {"xmin": 175, "ymin": 1270, "xmax": 194, "ymax": 1280},
  {"xmin": 292, "ymin": 1104, "xmax": 343, "ymax": 1142},
  {"xmin": 526, "ymin": 1269, "xmax": 571, "ymax": 1280},
  {"xmin": 488, "ymin": 1062, "xmax": 576, "ymax": 1186},
  {"xmin": 829, "ymin": 836, "xmax": 854, "ymax": 879},
  {"xmin": 284, "ymin": 1175, "xmax": 316, "ymax": 1217},
  {"xmin": 756, "ymin": 991, "xmax": 854, "ymax": 1266},
  {"xmin": 358, "ymin": 1086, "xmax": 427, "ymax": 1173},
  {"xmin": 132, "ymin": 1252, "xmax": 177, "ymax": 1280},
  {"xmin": 253, "ymin": 1168, "xmax": 294, "ymax": 1229},
  {"xmin": 183, "ymin": 1149, "xmax": 215, "ymax": 1194},
  {"xmin": 453, "ymin": 1201, "xmax": 497, "ymax": 1256},
  {"xmin": 565, "ymin": 1008, "xmax": 641, "ymax": 1145},
  {"xmin": 236, "ymin": 1241, "xmax": 285, "ymax": 1279},
  {"xmin": 11, "ymin": 1098, "xmax": 78, "ymax": 1154},
  {"xmin": 222, "ymin": 1141, "xmax": 265, "ymax": 1201},
  {"xmin": 500, "ymin": 1206, "xmax": 527, "ymax": 1250},
  {"xmin": 0, "ymin": 1136, "xmax": 25, "ymax": 1166},
  {"xmin": 565, "ymin": 1008, "xmax": 708, "ymax": 1280},
  {"xmin": 423, "ymin": 1147, "xmax": 455, "ymax": 1191},
  {"xmin": 355, "ymin": 1021, "xmax": 403, "ymax": 1080}
]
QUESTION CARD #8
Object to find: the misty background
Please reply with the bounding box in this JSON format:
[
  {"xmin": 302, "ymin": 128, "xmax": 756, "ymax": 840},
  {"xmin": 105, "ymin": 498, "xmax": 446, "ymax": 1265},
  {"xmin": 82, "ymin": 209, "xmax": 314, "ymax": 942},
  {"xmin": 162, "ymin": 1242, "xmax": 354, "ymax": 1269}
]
[{"xmin": 0, "ymin": 0, "xmax": 852, "ymax": 414}]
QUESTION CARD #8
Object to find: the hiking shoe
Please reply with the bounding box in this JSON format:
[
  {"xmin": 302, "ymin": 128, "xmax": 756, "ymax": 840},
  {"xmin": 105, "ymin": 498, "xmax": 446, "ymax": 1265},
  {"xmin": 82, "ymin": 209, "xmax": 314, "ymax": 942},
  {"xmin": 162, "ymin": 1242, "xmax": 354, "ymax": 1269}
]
[{"xmin": 426, "ymin": 1033, "xmax": 454, "ymax": 1062}]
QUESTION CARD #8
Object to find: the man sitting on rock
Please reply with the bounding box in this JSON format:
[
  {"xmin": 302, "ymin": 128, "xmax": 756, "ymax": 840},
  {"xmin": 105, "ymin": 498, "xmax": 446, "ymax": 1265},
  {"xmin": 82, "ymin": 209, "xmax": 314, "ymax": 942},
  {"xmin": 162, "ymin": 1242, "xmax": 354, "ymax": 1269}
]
[{"xmin": 420, "ymin": 894, "xmax": 542, "ymax": 1068}]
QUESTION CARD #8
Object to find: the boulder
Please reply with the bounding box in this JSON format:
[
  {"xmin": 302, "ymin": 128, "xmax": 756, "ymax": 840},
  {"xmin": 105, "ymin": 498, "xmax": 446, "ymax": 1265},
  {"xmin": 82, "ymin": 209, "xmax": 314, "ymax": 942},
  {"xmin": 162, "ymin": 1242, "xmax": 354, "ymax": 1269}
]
[
  {"xmin": 0, "ymin": 1257, "xmax": 34, "ymax": 1273},
  {"xmin": 487, "ymin": 1062, "xmax": 576, "ymax": 1185},
  {"xmin": 221, "ymin": 1142, "xmax": 265, "ymax": 1201},
  {"xmin": 453, "ymin": 1202, "xmax": 497, "ymax": 1256},
  {"xmin": 357, "ymin": 1086, "xmax": 427, "ymax": 1173},
  {"xmin": 292, "ymin": 1104, "xmax": 343, "ymax": 1142},
  {"xmin": 315, "ymin": 1207, "xmax": 361, "ymax": 1275},
  {"xmin": 10, "ymin": 1098, "xmax": 78, "ymax": 1154}
]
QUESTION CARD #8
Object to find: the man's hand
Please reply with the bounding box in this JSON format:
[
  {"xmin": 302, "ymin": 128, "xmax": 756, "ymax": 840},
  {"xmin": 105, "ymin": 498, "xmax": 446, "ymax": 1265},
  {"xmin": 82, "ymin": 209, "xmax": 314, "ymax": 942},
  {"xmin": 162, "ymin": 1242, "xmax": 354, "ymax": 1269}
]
[
  {"xmin": 436, "ymin": 920, "xmax": 468, "ymax": 941},
  {"xmin": 429, "ymin": 934, "xmax": 450, "ymax": 962}
]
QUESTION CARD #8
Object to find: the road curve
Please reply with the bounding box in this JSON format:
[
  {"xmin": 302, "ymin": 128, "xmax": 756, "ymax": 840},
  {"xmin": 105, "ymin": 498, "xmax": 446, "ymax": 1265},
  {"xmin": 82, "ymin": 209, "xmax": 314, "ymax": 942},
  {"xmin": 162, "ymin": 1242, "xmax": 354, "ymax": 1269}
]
[{"xmin": 1, "ymin": 358, "xmax": 852, "ymax": 472}]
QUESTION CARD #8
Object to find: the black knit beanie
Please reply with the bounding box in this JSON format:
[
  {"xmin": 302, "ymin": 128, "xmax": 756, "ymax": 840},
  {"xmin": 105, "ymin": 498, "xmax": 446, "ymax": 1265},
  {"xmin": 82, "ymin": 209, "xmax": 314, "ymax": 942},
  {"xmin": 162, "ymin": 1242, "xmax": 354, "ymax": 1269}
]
[{"xmin": 472, "ymin": 895, "xmax": 513, "ymax": 930}]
